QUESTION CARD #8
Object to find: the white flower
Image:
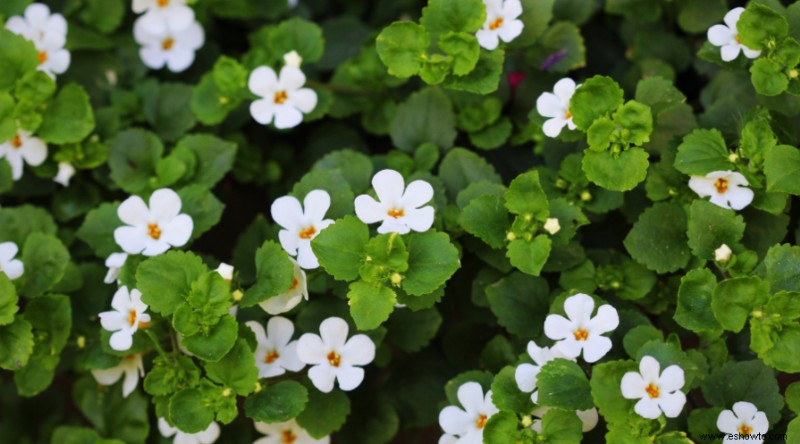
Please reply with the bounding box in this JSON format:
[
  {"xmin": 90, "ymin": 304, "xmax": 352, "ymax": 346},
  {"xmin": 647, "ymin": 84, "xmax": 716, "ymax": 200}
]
[
  {"xmin": 515, "ymin": 341, "xmax": 571, "ymax": 404},
  {"xmin": 438, "ymin": 435, "xmax": 457, "ymax": 444},
  {"xmin": 543, "ymin": 293, "xmax": 619, "ymax": 363},
  {"xmin": 543, "ymin": 218, "xmax": 560, "ymax": 235},
  {"xmin": 216, "ymin": 262, "xmax": 234, "ymax": 282},
  {"xmin": 249, "ymin": 66, "xmax": 318, "ymax": 130},
  {"xmin": 271, "ymin": 190, "xmax": 333, "ymax": 270},
  {"xmin": 133, "ymin": 17, "xmax": 204, "ymax": 73},
  {"xmin": 246, "ymin": 317, "xmax": 305, "ymax": 379},
  {"xmin": 689, "ymin": 171, "xmax": 753, "ymax": 211},
  {"xmin": 91, "ymin": 354, "xmax": 144, "ymax": 398},
  {"xmin": 132, "ymin": 0, "xmax": 195, "ymax": 35},
  {"xmin": 620, "ymin": 356, "xmax": 686, "ymax": 419},
  {"xmin": 536, "ymin": 78, "xmax": 578, "ymax": 138},
  {"xmin": 476, "ymin": 0, "xmax": 524, "ymax": 50},
  {"xmin": 113, "ymin": 188, "xmax": 193, "ymax": 256},
  {"xmin": 354, "ymin": 169, "xmax": 435, "ymax": 235},
  {"xmin": 158, "ymin": 417, "xmax": 220, "ymax": 444},
  {"xmin": 0, "ymin": 242, "xmax": 24, "ymax": 280},
  {"xmin": 5, "ymin": 3, "xmax": 70, "ymax": 78},
  {"xmin": 0, "ymin": 131, "xmax": 47, "ymax": 180},
  {"xmin": 54, "ymin": 162, "xmax": 75, "ymax": 187},
  {"xmin": 708, "ymin": 7, "xmax": 761, "ymax": 62},
  {"xmin": 438, "ymin": 382, "xmax": 499, "ymax": 443},
  {"xmin": 297, "ymin": 317, "xmax": 375, "ymax": 393},
  {"xmin": 284, "ymin": 50, "xmax": 302, "ymax": 68},
  {"xmin": 715, "ymin": 244, "xmax": 733, "ymax": 263},
  {"xmin": 259, "ymin": 260, "xmax": 308, "ymax": 315},
  {"xmin": 254, "ymin": 419, "xmax": 330, "ymax": 444},
  {"xmin": 717, "ymin": 401, "xmax": 769, "ymax": 444},
  {"xmin": 530, "ymin": 406, "xmax": 599, "ymax": 433},
  {"xmin": 104, "ymin": 252, "xmax": 128, "ymax": 284},
  {"xmin": 99, "ymin": 286, "xmax": 151, "ymax": 351}
]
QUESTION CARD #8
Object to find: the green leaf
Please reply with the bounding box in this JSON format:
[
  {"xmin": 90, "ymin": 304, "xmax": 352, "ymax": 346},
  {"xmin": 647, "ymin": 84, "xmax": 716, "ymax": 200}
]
[
  {"xmin": 359, "ymin": 233, "xmax": 408, "ymax": 283},
  {"xmin": 73, "ymin": 375, "xmax": 150, "ymax": 442},
  {"xmin": 606, "ymin": 0, "xmax": 662, "ymax": 22},
  {"xmin": 525, "ymin": 21, "xmax": 585, "ymax": 73},
  {"xmin": 76, "ymin": 202, "xmax": 123, "ymax": 258},
  {"xmin": 737, "ymin": 2, "xmax": 788, "ymax": 50},
  {"xmin": 177, "ymin": 185, "xmax": 225, "ymax": 240},
  {"xmin": 313, "ymin": 150, "xmax": 374, "ymax": 193},
  {"xmin": 490, "ymin": 365, "xmax": 534, "ymax": 414},
  {"xmin": 616, "ymin": 101, "xmax": 653, "ymax": 146},
  {"xmin": 0, "ymin": 205, "xmax": 57, "ymax": 246},
  {"xmin": 391, "ymin": 87, "xmax": 456, "ymax": 152},
  {"xmin": 540, "ymin": 409, "xmax": 583, "ymax": 443},
  {"xmin": 403, "ymin": 231, "xmax": 460, "ymax": 296},
  {"xmin": 700, "ymin": 360, "xmax": 783, "ymax": 423},
  {"xmin": 268, "ymin": 18, "xmax": 324, "ymax": 63},
  {"xmin": 20, "ymin": 233, "xmax": 69, "ymax": 298},
  {"xmin": 459, "ymin": 194, "xmax": 509, "ymax": 249},
  {"xmin": 386, "ymin": 308, "xmax": 442, "ymax": 353},
  {"xmin": 444, "ymin": 48, "xmax": 505, "ymax": 94},
  {"xmin": 505, "ymin": 170, "xmax": 550, "ymax": 219},
  {"xmin": 37, "ymin": 84, "xmax": 94, "ymax": 144},
  {"xmin": 750, "ymin": 291, "xmax": 800, "ymax": 372},
  {"xmin": 376, "ymin": 22, "xmax": 429, "ymax": 78},
  {"xmin": 175, "ymin": 134, "xmax": 237, "ymax": 189},
  {"xmin": 169, "ymin": 388, "xmax": 215, "ymax": 433},
  {"xmin": 634, "ymin": 76, "xmax": 685, "ymax": 114},
  {"xmin": 764, "ymin": 244, "xmax": 800, "ymax": 293},
  {"xmin": 569, "ymin": 75, "xmax": 624, "ymax": 130},
  {"xmin": 581, "ymin": 148, "xmax": 650, "ymax": 192},
  {"xmin": 245, "ymin": 380, "xmax": 309, "ymax": 423},
  {"xmin": 296, "ymin": 386, "xmax": 351, "ymax": 438},
  {"xmin": 438, "ymin": 147, "xmax": 502, "ymax": 200},
  {"xmin": 347, "ymin": 281, "xmax": 396, "ymax": 331},
  {"xmin": 14, "ymin": 294, "xmax": 71, "ymax": 396},
  {"xmin": 0, "ymin": 29, "xmax": 37, "ymax": 90},
  {"xmin": 142, "ymin": 82, "xmax": 196, "ymax": 142},
  {"xmin": 674, "ymin": 268, "xmax": 720, "ymax": 332},
  {"xmin": 0, "ymin": 317, "xmax": 33, "ymax": 370},
  {"xmin": 143, "ymin": 355, "xmax": 200, "ymax": 397},
  {"xmin": 515, "ymin": 0, "xmax": 555, "ymax": 45},
  {"xmin": 241, "ymin": 240, "xmax": 294, "ymax": 307},
  {"xmin": 686, "ymin": 200, "xmax": 745, "ymax": 259},
  {"xmin": 750, "ymin": 58, "xmax": 787, "ymax": 96},
  {"xmin": 181, "ymin": 316, "xmax": 239, "ymax": 362},
  {"xmin": 311, "ymin": 215, "xmax": 369, "ymax": 281},
  {"xmin": 537, "ymin": 358, "xmax": 593, "ymax": 410},
  {"xmin": 674, "ymin": 128, "xmax": 730, "ymax": 176},
  {"xmin": 205, "ymin": 339, "xmax": 258, "ymax": 396},
  {"xmin": 764, "ymin": 144, "xmax": 800, "ymax": 195},
  {"xmin": 590, "ymin": 360, "xmax": 639, "ymax": 425},
  {"xmin": 420, "ymin": 0, "xmax": 486, "ymax": 36},
  {"xmin": 0, "ymin": 273, "xmax": 18, "ymax": 325},
  {"xmin": 507, "ymin": 235, "xmax": 552, "ymax": 277},
  {"xmin": 485, "ymin": 272, "xmax": 549, "ymax": 337},
  {"xmin": 136, "ymin": 251, "xmax": 207, "ymax": 315},
  {"xmin": 483, "ymin": 411, "xmax": 527, "ymax": 444},
  {"xmin": 439, "ymin": 32, "xmax": 480, "ymax": 75},
  {"xmin": 108, "ymin": 129, "xmax": 164, "ymax": 194},
  {"xmin": 711, "ymin": 276, "xmax": 769, "ymax": 332},
  {"xmin": 624, "ymin": 202, "xmax": 691, "ymax": 273}
]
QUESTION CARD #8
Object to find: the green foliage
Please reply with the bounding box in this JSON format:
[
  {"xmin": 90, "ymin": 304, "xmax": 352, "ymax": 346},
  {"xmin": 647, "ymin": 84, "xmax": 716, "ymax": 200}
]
[
  {"xmin": 537, "ymin": 359, "xmax": 593, "ymax": 410},
  {"xmin": 245, "ymin": 381, "xmax": 309, "ymax": 423},
  {"xmin": 624, "ymin": 203, "xmax": 691, "ymax": 273},
  {"xmin": 240, "ymin": 240, "xmax": 294, "ymax": 307}
]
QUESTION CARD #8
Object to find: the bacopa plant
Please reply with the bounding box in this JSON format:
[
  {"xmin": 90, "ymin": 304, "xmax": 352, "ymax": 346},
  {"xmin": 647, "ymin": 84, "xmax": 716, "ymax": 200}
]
[{"xmin": 1, "ymin": 0, "xmax": 800, "ymax": 443}]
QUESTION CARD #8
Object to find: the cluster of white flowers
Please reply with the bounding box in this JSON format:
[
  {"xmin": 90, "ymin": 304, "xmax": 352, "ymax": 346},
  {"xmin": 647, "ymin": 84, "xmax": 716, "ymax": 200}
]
[
  {"xmin": 132, "ymin": 0, "xmax": 204, "ymax": 73},
  {"xmin": 0, "ymin": 130, "xmax": 47, "ymax": 182},
  {"xmin": 0, "ymin": 241, "xmax": 24, "ymax": 281},
  {"xmin": 707, "ymin": 7, "xmax": 761, "ymax": 62},
  {"xmin": 249, "ymin": 51, "xmax": 318, "ymax": 130},
  {"xmin": 476, "ymin": 0, "xmax": 524, "ymax": 51},
  {"xmin": 5, "ymin": 3, "xmax": 71, "ymax": 78}
]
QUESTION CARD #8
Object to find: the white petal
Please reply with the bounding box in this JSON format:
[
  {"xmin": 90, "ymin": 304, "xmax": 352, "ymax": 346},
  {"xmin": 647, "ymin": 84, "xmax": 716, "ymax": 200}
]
[
  {"xmin": 577, "ymin": 408, "xmax": 599, "ymax": 432},
  {"xmin": 633, "ymin": 397, "xmax": 662, "ymax": 419},
  {"xmin": 2, "ymin": 259, "xmax": 23, "ymax": 280},
  {"xmin": 503, "ymin": 0, "xmax": 523, "ymax": 19},
  {"xmin": 354, "ymin": 195, "xmax": 385, "ymax": 224},
  {"xmin": 589, "ymin": 304, "xmax": 619, "ymax": 335},
  {"xmin": 544, "ymin": 117, "xmax": 569, "ymax": 138},
  {"xmin": 149, "ymin": 188, "xmax": 182, "ymax": 222},
  {"xmin": 166, "ymin": 48, "xmax": 195, "ymax": 73},
  {"xmin": 658, "ymin": 390, "xmax": 686, "ymax": 418},
  {"xmin": 278, "ymin": 230, "xmax": 300, "ymax": 257},
  {"xmin": 289, "ymin": 88, "xmax": 317, "ymax": 114},
  {"xmin": 456, "ymin": 382, "xmax": 485, "ymax": 413},
  {"xmin": 249, "ymin": 66, "xmax": 279, "ymax": 97},
  {"xmin": 196, "ymin": 421, "xmax": 221, "ymax": 444},
  {"xmin": 751, "ymin": 411, "xmax": 769, "ymax": 434},
  {"xmin": 91, "ymin": 366, "xmax": 124, "ymax": 385},
  {"xmin": 708, "ymin": 25, "xmax": 735, "ymax": 47},
  {"xmin": 5, "ymin": 151, "xmax": 23, "ymax": 180},
  {"xmin": 118, "ymin": 195, "xmax": 150, "ymax": 227},
  {"xmin": 5, "ymin": 17, "xmax": 29, "ymax": 37},
  {"xmin": 122, "ymin": 365, "xmax": 140, "ymax": 397},
  {"xmin": 24, "ymin": 3, "xmax": 51, "ymax": 28},
  {"xmin": 731, "ymin": 401, "xmax": 758, "ymax": 422},
  {"xmin": 720, "ymin": 44, "xmax": 741, "ymax": 62},
  {"xmin": 726, "ymin": 187, "xmax": 753, "ymax": 211},
  {"xmin": 295, "ymin": 242, "xmax": 319, "ymax": 269},
  {"xmin": 563, "ymin": 293, "xmax": 594, "ymax": 324},
  {"xmin": 161, "ymin": 214, "xmax": 193, "ymax": 247},
  {"xmin": 99, "ymin": 311, "xmax": 128, "ymax": 332},
  {"xmin": 709, "ymin": 192, "xmax": 732, "ymax": 209},
  {"xmin": 581, "ymin": 335, "xmax": 612, "ymax": 363},
  {"xmin": 553, "ymin": 78, "xmax": 577, "ymax": 103},
  {"xmin": 140, "ymin": 46, "xmax": 168, "ymax": 69},
  {"xmin": 620, "ymin": 372, "xmax": 646, "ymax": 399},
  {"xmin": 724, "ymin": 7, "xmax": 745, "ymax": 30},
  {"xmin": 279, "ymin": 66, "xmax": 307, "ymax": 91},
  {"xmin": 688, "ymin": 176, "xmax": 716, "ymax": 198},
  {"xmin": 716, "ymin": 409, "xmax": 740, "ymax": 434},
  {"xmin": 319, "ymin": 317, "xmax": 348, "ymax": 350},
  {"xmin": 46, "ymin": 49, "xmax": 70, "ymax": 75},
  {"xmin": 141, "ymin": 238, "xmax": 171, "ymax": 256},
  {"xmin": 271, "ymin": 195, "xmax": 304, "ymax": 231},
  {"xmin": 278, "ymin": 341, "xmax": 305, "ymax": 372},
  {"xmin": 19, "ymin": 137, "xmax": 47, "ymax": 167},
  {"xmin": 403, "ymin": 206, "xmax": 435, "ymax": 233},
  {"xmin": 246, "ymin": 321, "xmax": 268, "ymax": 347},
  {"xmin": 137, "ymin": 10, "xmax": 168, "ymax": 35},
  {"xmin": 543, "ymin": 314, "xmax": 573, "ymax": 341},
  {"xmin": 166, "ymin": 6, "xmax": 196, "ymax": 34},
  {"xmin": 307, "ymin": 364, "xmax": 336, "ymax": 393},
  {"xmin": 303, "ymin": 190, "xmax": 331, "ymax": 225},
  {"xmin": 296, "ymin": 333, "xmax": 327, "ymax": 365},
  {"xmin": 401, "ymin": 180, "xmax": 434, "ymax": 209},
  {"xmin": 267, "ymin": 316, "xmax": 295, "ymax": 348},
  {"xmin": 536, "ymin": 92, "xmax": 563, "ymax": 118},
  {"xmin": 439, "ymin": 406, "xmax": 472, "ymax": 436},
  {"xmin": 0, "ymin": 242, "xmax": 17, "ymax": 263},
  {"xmin": 742, "ymin": 46, "xmax": 762, "ymax": 59},
  {"xmin": 158, "ymin": 417, "xmax": 178, "ymax": 437},
  {"xmin": 372, "ymin": 169, "xmax": 405, "ymax": 206},
  {"xmin": 340, "ymin": 334, "xmax": 375, "ymax": 366},
  {"xmin": 260, "ymin": 292, "xmax": 303, "ymax": 315},
  {"xmin": 335, "ymin": 365, "xmax": 365, "ymax": 391},
  {"xmin": 377, "ymin": 218, "xmax": 410, "ymax": 235},
  {"xmin": 250, "ymin": 98, "xmax": 277, "ymax": 125},
  {"xmin": 639, "ymin": 356, "xmax": 661, "ymax": 381},
  {"xmin": 514, "ymin": 363, "xmax": 539, "ymax": 393},
  {"xmin": 114, "ymin": 226, "xmax": 148, "ymax": 255},
  {"xmin": 274, "ymin": 105, "xmax": 304, "ymax": 129},
  {"xmin": 476, "ymin": 29, "xmax": 499, "ymax": 50},
  {"xmin": 109, "ymin": 330, "xmax": 134, "ymax": 351},
  {"xmin": 659, "ymin": 365, "xmax": 685, "ymax": 392},
  {"xmin": 498, "ymin": 19, "xmax": 523, "ymax": 43}
]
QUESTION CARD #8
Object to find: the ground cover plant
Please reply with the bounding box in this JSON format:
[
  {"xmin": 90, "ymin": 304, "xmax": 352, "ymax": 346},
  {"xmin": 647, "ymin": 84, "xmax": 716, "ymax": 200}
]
[{"xmin": 0, "ymin": 0, "xmax": 799, "ymax": 443}]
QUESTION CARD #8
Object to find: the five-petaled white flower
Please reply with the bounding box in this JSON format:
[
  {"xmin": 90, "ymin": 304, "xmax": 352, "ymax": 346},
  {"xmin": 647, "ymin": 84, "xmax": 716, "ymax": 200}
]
[
  {"xmin": 297, "ymin": 317, "xmax": 376, "ymax": 393},
  {"xmin": 544, "ymin": 293, "xmax": 619, "ymax": 363},
  {"xmin": 249, "ymin": 66, "xmax": 318, "ymax": 129},
  {"xmin": 259, "ymin": 260, "xmax": 308, "ymax": 315},
  {"xmin": 536, "ymin": 78, "xmax": 579, "ymax": 138},
  {"xmin": 53, "ymin": 162, "xmax": 75, "ymax": 187},
  {"xmin": 530, "ymin": 406, "xmax": 599, "ymax": 433},
  {"xmin": 99, "ymin": 286, "xmax": 151, "ymax": 351},
  {"xmin": 284, "ymin": 50, "xmax": 303, "ymax": 68},
  {"xmin": 246, "ymin": 317, "xmax": 305, "ymax": 379},
  {"xmin": 438, "ymin": 381, "xmax": 499, "ymax": 443},
  {"xmin": 354, "ymin": 169, "xmax": 435, "ymax": 235},
  {"xmin": 0, "ymin": 131, "xmax": 47, "ymax": 181},
  {"xmin": 515, "ymin": 341, "xmax": 572, "ymax": 404},
  {"xmin": 104, "ymin": 252, "xmax": 128, "ymax": 284},
  {"xmin": 132, "ymin": 0, "xmax": 195, "ymax": 35},
  {"xmin": 715, "ymin": 244, "xmax": 733, "ymax": 263},
  {"xmin": 271, "ymin": 190, "xmax": 333, "ymax": 270},
  {"xmin": 114, "ymin": 188, "xmax": 194, "ymax": 257},
  {"xmin": 158, "ymin": 417, "xmax": 220, "ymax": 444},
  {"xmin": 620, "ymin": 355, "xmax": 686, "ymax": 419},
  {"xmin": 476, "ymin": 0, "xmax": 524, "ymax": 51},
  {"xmin": 689, "ymin": 171, "xmax": 753, "ymax": 211},
  {"xmin": 133, "ymin": 17, "xmax": 204, "ymax": 73},
  {"xmin": 5, "ymin": 3, "xmax": 70, "ymax": 78},
  {"xmin": 708, "ymin": 7, "xmax": 761, "ymax": 62},
  {"xmin": 717, "ymin": 401, "xmax": 769, "ymax": 444},
  {"xmin": 254, "ymin": 419, "xmax": 330, "ymax": 444},
  {"xmin": 0, "ymin": 241, "xmax": 24, "ymax": 281},
  {"xmin": 91, "ymin": 354, "xmax": 145, "ymax": 398}
]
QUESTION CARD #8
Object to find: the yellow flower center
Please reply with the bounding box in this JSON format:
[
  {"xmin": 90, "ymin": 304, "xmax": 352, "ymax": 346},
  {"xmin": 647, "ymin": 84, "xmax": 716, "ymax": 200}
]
[
  {"xmin": 162, "ymin": 38, "xmax": 174, "ymax": 51},
  {"xmin": 565, "ymin": 110, "xmax": 572, "ymax": 120},
  {"xmin": 38, "ymin": 51, "xmax": 48, "ymax": 65},
  {"xmin": 573, "ymin": 329, "xmax": 589, "ymax": 341},
  {"xmin": 281, "ymin": 430, "xmax": 297, "ymax": 443},
  {"xmin": 645, "ymin": 383, "xmax": 660, "ymax": 399},
  {"xmin": 264, "ymin": 350, "xmax": 280, "ymax": 364},
  {"xmin": 738, "ymin": 424, "xmax": 752, "ymax": 436},
  {"xmin": 11, "ymin": 135, "xmax": 22, "ymax": 149},
  {"xmin": 476, "ymin": 414, "xmax": 488, "ymax": 429},
  {"xmin": 298, "ymin": 226, "xmax": 316, "ymax": 239},
  {"xmin": 327, "ymin": 351, "xmax": 341, "ymax": 367},
  {"xmin": 289, "ymin": 277, "xmax": 299, "ymax": 291},
  {"xmin": 157, "ymin": 0, "xmax": 170, "ymax": 7},
  {"xmin": 714, "ymin": 178, "xmax": 728, "ymax": 194},
  {"xmin": 489, "ymin": 18, "xmax": 504, "ymax": 31},
  {"xmin": 128, "ymin": 310, "xmax": 137, "ymax": 327},
  {"xmin": 274, "ymin": 90, "xmax": 288, "ymax": 105},
  {"xmin": 735, "ymin": 35, "xmax": 741, "ymax": 44},
  {"xmin": 387, "ymin": 208, "xmax": 404, "ymax": 219},
  {"xmin": 147, "ymin": 223, "xmax": 162, "ymax": 240}
]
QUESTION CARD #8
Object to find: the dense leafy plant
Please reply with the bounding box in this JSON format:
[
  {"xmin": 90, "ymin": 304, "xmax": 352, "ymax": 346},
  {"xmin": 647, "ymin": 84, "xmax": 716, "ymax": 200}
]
[{"xmin": 0, "ymin": 0, "xmax": 799, "ymax": 443}]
